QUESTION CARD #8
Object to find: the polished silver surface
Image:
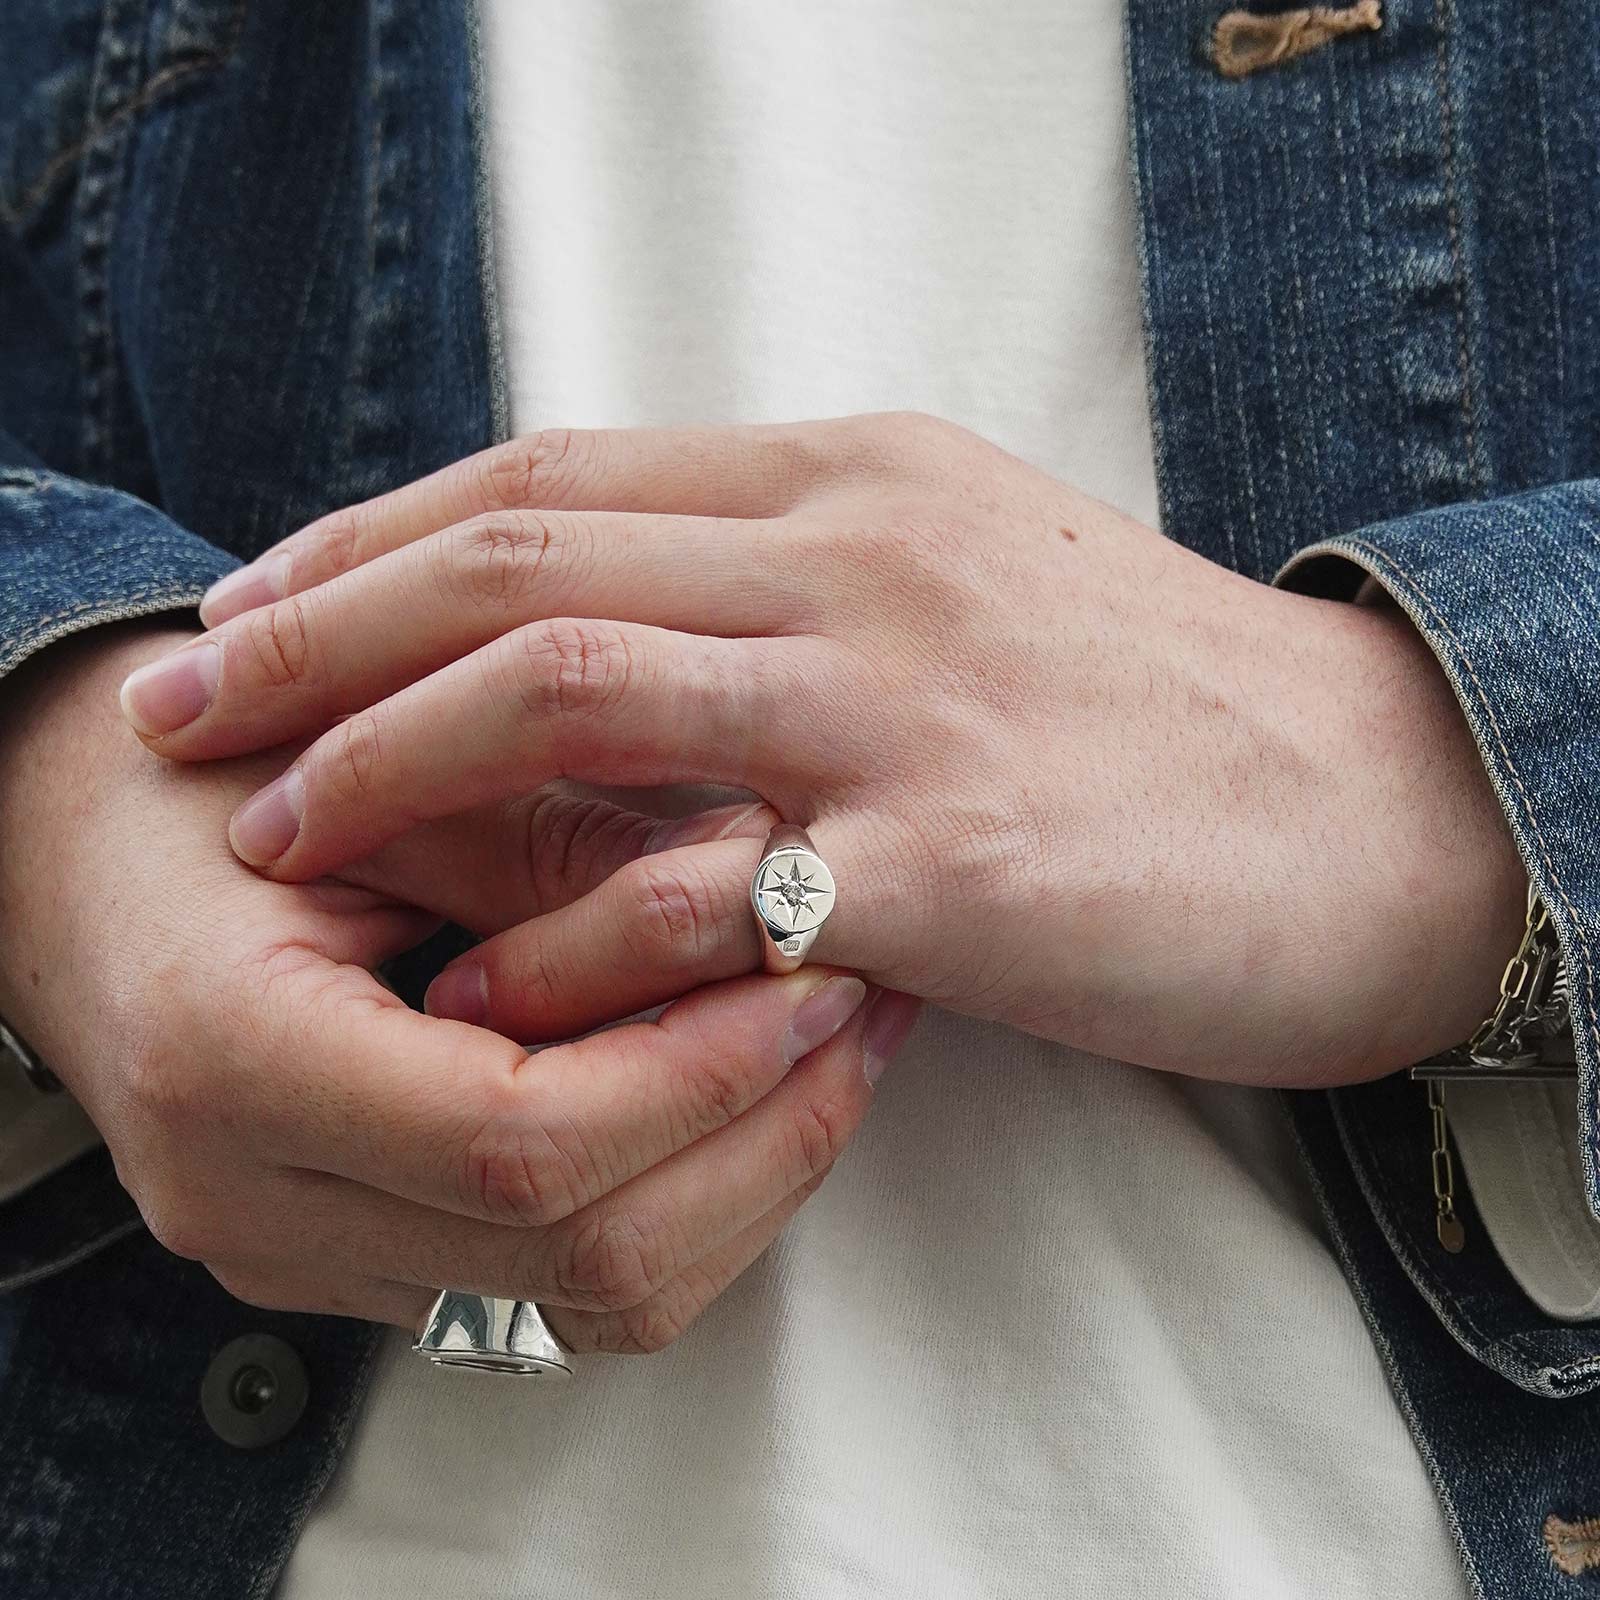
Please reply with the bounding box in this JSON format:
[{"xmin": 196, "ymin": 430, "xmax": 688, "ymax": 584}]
[
  {"xmin": 750, "ymin": 824, "xmax": 836, "ymax": 974},
  {"xmin": 0, "ymin": 1014, "xmax": 61, "ymax": 1094},
  {"xmin": 414, "ymin": 1291, "xmax": 575, "ymax": 1378}
]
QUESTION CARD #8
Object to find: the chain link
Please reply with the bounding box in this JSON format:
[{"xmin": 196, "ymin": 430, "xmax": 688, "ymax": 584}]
[
  {"xmin": 1413, "ymin": 884, "xmax": 1573, "ymax": 1080},
  {"xmin": 1415, "ymin": 884, "xmax": 1575, "ymax": 1253},
  {"xmin": 1427, "ymin": 1080, "xmax": 1465, "ymax": 1252},
  {"xmin": 1466, "ymin": 884, "xmax": 1569, "ymax": 1064}
]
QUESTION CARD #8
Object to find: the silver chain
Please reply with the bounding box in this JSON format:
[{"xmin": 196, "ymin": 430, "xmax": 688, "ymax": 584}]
[
  {"xmin": 1427, "ymin": 1080, "xmax": 1465, "ymax": 1253},
  {"xmin": 1415, "ymin": 883, "xmax": 1575, "ymax": 1254},
  {"xmin": 1412, "ymin": 883, "xmax": 1573, "ymax": 1081}
]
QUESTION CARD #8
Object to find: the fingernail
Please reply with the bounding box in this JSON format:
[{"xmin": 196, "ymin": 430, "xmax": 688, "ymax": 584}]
[
  {"xmin": 119, "ymin": 640, "xmax": 221, "ymax": 737},
  {"xmin": 200, "ymin": 554, "xmax": 288, "ymax": 627},
  {"xmin": 424, "ymin": 963, "xmax": 488, "ymax": 1027},
  {"xmin": 229, "ymin": 768, "xmax": 304, "ymax": 866},
  {"xmin": 782, "ymin": 975, "xmax": 867, "ymax": 1067},
  {"xmin": 862, "ymin": 988, "xmax": 920, "ymax": 1086}
]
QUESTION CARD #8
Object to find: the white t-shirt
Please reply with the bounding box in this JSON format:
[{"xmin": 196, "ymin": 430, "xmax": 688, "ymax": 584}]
[{"xmin": 275, "ymin": 4, "xmax": 1473, "ymax": 1596}]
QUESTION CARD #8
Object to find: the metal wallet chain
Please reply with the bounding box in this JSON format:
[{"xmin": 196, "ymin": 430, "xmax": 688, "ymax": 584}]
[{"xmin": 1411, "ymin": 883, "xmax": 1575, "ymax": 1253}]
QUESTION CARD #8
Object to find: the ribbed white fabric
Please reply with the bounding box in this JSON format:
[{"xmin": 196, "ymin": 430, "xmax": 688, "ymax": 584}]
[
  {"xmin": 1452, "ymin": 1078, "xmax": 1600, "ymax": 1320},
  {"xmin": 275, "ymin": 4, "xmax": 1471, "ymax": 1595}
]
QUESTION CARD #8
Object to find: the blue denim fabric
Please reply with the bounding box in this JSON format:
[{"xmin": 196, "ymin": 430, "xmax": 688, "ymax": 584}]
[
  {"xmin": 1130, "ymin": 2, "xmax": 1600, "ymax": 1591},
  {"xmin": 0, "ymin": 2, "xmax": 496, "ymax": 1593},
  {"xmin": 4, "ymin": 0, "xmax": 1600, "ymax": 1593}
]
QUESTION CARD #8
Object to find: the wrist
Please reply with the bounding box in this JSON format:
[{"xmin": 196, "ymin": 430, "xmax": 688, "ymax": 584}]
[
  {"xmin": 0, "ymin": 622, "xmax": 200, "ymax": 1029},
  {"xmin": 1312, "ymin": 599, "xmax": 1527, "ymax": 1078}
]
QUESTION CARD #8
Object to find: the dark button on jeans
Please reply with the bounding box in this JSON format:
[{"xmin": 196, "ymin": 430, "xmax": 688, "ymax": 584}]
[{"xmin": 201, "ymin": 1333, "xmax": 309, "ymax": 1448}]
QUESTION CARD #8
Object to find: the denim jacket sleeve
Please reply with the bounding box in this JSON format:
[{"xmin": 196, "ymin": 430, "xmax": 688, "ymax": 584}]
[
  {"xmin": 0, "ymin": 428, "xmax": 239, "ymax": 1291},
  {"xmin": 0, "ymin": 443, "xmax": 237, "ymax": 679},
  {"xmin": 1278, "ymin": 480, "xmax": 1600, "ymax": 1396}
]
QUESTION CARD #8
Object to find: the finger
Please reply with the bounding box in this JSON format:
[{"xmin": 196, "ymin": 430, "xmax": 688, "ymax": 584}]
[
  {"xmin": 205, "ymin": 1261, "xmax": 433, "ymax": 1332},
  {"xmin": 417, "ymin": 807, "xmax": 903, "ymax": 1042},
  {"xmin": 254, "ymin": 944, "xmax": 869, "ymax": 1231},
  {"xmin": 265, "ymin": 989, "xmax": 883, "ymax": 1314},
  {"xmin": 292, "ymin": 883, "xmax": 446, "ymax": 969},
  {"xmin": 197, "ymin": 419, "xmax": 883, "ymax": 625},
  {"xmin": 130, "ymin": 508, "xmax": 800, "ymax": 759},
  {"xmin": 226, "ymin": 621, "xmax": 802, "ymax": 881},
  {"xmin": 421, "ymin": 836, "xmax": 768, "ymax": 1038},
  {"xmin": 423, "ymin": 832, "xmax": 859, "ymax": 1041},
  {"xmin": 345, "ymin": 791, "xmax": 777, "ymax": 937},
  {"xmin": 211, "ymin": 1180, "xmax": 819, "ymax": 1343},
  {"xmin": 547, "ymin": 1173, "xmax": 825, "ymax": 1355}
]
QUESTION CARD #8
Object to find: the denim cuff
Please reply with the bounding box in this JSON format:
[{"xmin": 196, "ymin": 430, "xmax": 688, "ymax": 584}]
[
  {"xmin": 0, "ymin": 467, "xmax": 237, "ymax": 679},
  {"xmin": 0, "ymin": 466, "xmax": 239, "ymax": 1288},
  {"xmin": 1277, "ymin": 480, "xmax": 1600, "ymax": 1392}
]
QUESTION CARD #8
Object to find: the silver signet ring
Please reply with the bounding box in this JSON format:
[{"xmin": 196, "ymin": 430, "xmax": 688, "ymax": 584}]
[
  {"xmin": 749, "ymin": 824, "xmax": 836, "ymax": 974},
  {"xmin": 414, "ymin": 1290, "xmax": 575, "ymax": 1379}
]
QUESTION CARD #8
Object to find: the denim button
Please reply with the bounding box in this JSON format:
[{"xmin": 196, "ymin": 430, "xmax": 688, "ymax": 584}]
[{"xmin": 200, "ymin": 1334, "xmax": 308, "ymax": 1449}]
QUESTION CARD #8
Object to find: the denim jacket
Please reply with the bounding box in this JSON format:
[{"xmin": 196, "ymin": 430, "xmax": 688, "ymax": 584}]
[{"xmin": 4, "ymin": 2, "xmax": 1600, "ymax": 1594}]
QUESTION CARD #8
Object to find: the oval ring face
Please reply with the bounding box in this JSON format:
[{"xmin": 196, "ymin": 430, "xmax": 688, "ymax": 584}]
[{"xmin": 751, "ymin": 848, "xmax": 836, "ymax": 938}]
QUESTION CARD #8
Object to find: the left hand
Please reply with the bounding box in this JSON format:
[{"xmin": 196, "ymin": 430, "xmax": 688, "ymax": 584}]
[{"xmin": 124, "ymin": 411, "xmax": 1525, "ymax": 1085}]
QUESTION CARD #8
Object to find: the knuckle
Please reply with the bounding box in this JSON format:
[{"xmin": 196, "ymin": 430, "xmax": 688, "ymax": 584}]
[
  {"xmin": 142, "ymin": 1191, "xmax": 218, "ymax": 1263},
  {"xmin": 459, "ymin": 1112, "xmax": 582, "ymax": 1228},
  {"xmin": 302, "ymin": 507, "xmax": 364, "ymax": 582},
  {"xmin": 753, "ymin": 427, "xmax": 841, "ymax": 502},
  {"xmin": 207, "ymin": 1263, "xmax": 289, "ymax": 1312},
  {"xmin": 517, "ymin": 791, "xmax": 643, "ymax": 909},
  {"xmin": 511, "ymin": 619, "xmax": 634, "ymax": 725},
  {"xmin": 826, "ymin": 502, "xmax": 973, "ymax": 622},
  {"xmin": 452, "ymin": 511, "xmax": 566, "ymax": 611},
  {"xmin": 808, "ymin": 515, "xmax": 882, "ymax": 574},
  {"xmin": 606, "ymin": 1289, "xmax": 699, "ymax": 1356},
  {"xmin": 331, "ymin": 709, "xmax": 387, "ymax": 802},
  {"xmin": 480, "ymin": 430, "xmax": 580, "ymax": 511},
  {"xmin": 785, "ymin": 1090, "xmax": 857, "ymax": 1184},
  {"xmin": 511, "ymin": 937, "xmax": 568, "ymax": 1026},
  {"xmin": 674, "ymin": 1045, "xmax": 756, "ymax": 1142},
  {"xmin": 843, "ymin": 410, "xmax": 977, "ymax": 489},
  {"xmin": 554, "ymin": 1207, "xmax": 661, "ymax": 1312},
  {"xmin": 883, "ymin": 408, "xmax": 966, "ymax": 451},
  {"xmin": 621, "ymin": 857, "xmax": 725, "ymax": 965},
  {"xmin": 513, "ymin": 792, "xmax": 581, "ymax": 906},
  {"xmin": 243, "ymin": 593, "xmax": 314, "ymax": 689}
]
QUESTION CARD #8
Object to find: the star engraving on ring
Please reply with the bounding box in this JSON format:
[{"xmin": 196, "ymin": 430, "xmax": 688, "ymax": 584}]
[{"xmin": 756, "ymin": 856, "xmax": 833, "ymax": 931}]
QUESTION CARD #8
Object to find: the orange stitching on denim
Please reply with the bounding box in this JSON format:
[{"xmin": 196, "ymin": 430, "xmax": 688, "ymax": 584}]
[
  {"xmin": 2, "ymin": 0, "xmax": 248, "ymax": 230},
  {"xmin": 1546, "ymin": 1515, "xmax": 1600, "ymax": 1576},
  {"xmin": 1212, "ymin": 1, "xmax": 1381, "ymax": 79},
  {"xmin": 1341, "ymin": 536, "xmax": 1600, "ymax": 1084}
]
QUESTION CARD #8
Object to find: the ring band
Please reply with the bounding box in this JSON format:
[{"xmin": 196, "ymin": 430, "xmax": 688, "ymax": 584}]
[
  {"xmin": 750, "ymin": 824, "xmax": 837, "ymax": 974},
  {"xmin": 414, "ymin": 1290, "xmax": 575, "ymax": 1379}
]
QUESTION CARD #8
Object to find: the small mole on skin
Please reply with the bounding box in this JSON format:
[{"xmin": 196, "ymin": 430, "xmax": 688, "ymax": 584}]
[
  {"xmin": 29, "ymin": 969, "xmax": 40, "ymax": 988},
  {"xmin": 1059, "ymin": 525, "xmax": 1079, "ymax": 543}
]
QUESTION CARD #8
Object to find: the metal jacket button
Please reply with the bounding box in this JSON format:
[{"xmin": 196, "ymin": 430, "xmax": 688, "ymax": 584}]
[{"xmin": 200, "ymin": 1333, "xmax": 309, "ymax": 1448}]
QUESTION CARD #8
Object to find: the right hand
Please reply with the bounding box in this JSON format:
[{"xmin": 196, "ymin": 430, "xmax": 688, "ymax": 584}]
[{"xmin": 0, "ymin": 624, "xmax": 905, "ymax": 1352}]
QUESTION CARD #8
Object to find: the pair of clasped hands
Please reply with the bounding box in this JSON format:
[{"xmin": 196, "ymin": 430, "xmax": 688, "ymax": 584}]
[{"xmin": 0, "ymin": 413, "xmax": 1524, "ymax": 1352}]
